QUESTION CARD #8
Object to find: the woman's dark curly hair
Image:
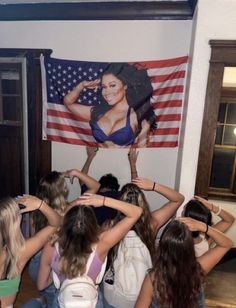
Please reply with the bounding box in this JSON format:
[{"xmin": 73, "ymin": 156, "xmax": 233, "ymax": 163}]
[
  {"xmin": 57, "ymin": 205, "xmax": 100, "ymax": 279},
  {"xmin": 91, "ymin": 63, "xmax": 156, "ymax": 132},
  {"xmin": 152, "ymin": 220, "xmax": 204, "ymax": 308}
]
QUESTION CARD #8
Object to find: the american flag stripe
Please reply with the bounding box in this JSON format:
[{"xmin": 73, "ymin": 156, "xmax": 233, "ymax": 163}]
[{"xmin": 41, "ymin": 55, "xmax": 188, "ymax": 148}]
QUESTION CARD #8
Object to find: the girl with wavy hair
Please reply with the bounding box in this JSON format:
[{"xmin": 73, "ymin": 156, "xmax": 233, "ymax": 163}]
[
  {"xmin": 135, "ymin": 218, "xmax": 233, "ymax": 308},
  {"xmin": 103, "ymin": 151, "xmax": 184, "ymax": 308},
  {"xmin": 0, "ymin": 195, "xmax": 61, "ymax": 308},
  {"xmin": 36, "ymin": 193, "xmax": 143, "ymax": 307},
  {"xmin": 24, "ymin": 169, "xmax": 100, "ymax": 308}
]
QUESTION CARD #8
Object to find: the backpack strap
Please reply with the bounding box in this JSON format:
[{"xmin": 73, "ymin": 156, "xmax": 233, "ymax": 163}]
[
  {"xmin": 85, "ymin": 244, "xmax": 97, "ymax": 275},
  {"xmin": 52, "ymin": 242, "xmax": 61, "ymax": 289}
]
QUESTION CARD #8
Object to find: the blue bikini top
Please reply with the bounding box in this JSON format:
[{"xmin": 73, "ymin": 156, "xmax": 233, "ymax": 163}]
[{"xmin": 90, "ymin": 107, "xmax": 136, "ymax": 146}]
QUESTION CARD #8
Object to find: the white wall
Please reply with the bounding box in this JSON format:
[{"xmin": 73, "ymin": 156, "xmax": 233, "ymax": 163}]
[
  {"xmin": 179, "ymin": 0, "xmax": 236, "ymax": 244},
  {"xmin": 0, "ymin": 19, "xmax": 192, "ymax": 208}
]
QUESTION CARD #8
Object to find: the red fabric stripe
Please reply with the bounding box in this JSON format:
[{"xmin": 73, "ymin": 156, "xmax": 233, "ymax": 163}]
[
  {"xmin": 48, "ymin": 108, "xmax": 87, "ymax": 122},
  {"xmin": 156, "ymin": 114, "xmax": 181, "ymax": 121},
  {"xmin": 47, "ymin": 135, "xmax": 97, "ymax": 146},
  {"xmin": 130, "ymin": 56, "xmax": 188, "ymax": 69},
  {"xmin": 153, "ymin": 128, "xmax": 179, "ymax": 135},
  {"xmin": 147, "ymin": 141, "xmax": 178, "ymax": 147},
  {"xmin": 47, "ymin": 122, "xmax": 91, "ymax": 135},
  {"xmin": 153, "ymin": 85, "xmax": 184, "ymax": 96},
  {"xmin": 150, "ymin": 70, "xmax": 186, "ymax": 83},
  {"xmin": 153, "ymin": 100, "xmax": 182, "ymax": 109}
]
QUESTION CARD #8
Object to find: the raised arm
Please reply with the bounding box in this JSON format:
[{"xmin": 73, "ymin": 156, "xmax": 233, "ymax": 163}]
[
  {"xmin": 136, "ymin": 119, "xmax": 151, "ymax": 148},
  {"xmin": 65, "ymin": 168, "xmax": 100, "ymax": 197},
  {"xmin": 128, "ymin": 148, "xmax": 139, "ymax": 180},
  {"xmin": 132, "ymin": 177, "xmax": 184, "ymax": 233},
  {"xmin": 79, "ymin": 146, "xmax": 98, "ymax": 187},
  {"xmin": 17, "ymin": 195, "xmax": 61, "ymax": 269},
  {"xmin": 194, "ymin": 196, "xmax": 235, "ymax": 245},
  {"xmin": 179, "ymin": 217, "xmax": 233, "ymax": 274},
  {"xmin": 75, "ymin": 193, "xmax": 143, "ymax": 258},
  {"xmin": 63, "ymin": 80, "xmax": 100, "ymax": 121}
]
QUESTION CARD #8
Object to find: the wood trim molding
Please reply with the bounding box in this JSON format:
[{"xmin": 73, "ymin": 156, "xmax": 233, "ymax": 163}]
[
  {"xmin": 0, "ymin": 1, "xmax": 197, "ymax": 21},
  {"xmin": 195, "ymin": 40, "xmax": 236, "ymax": 200}
]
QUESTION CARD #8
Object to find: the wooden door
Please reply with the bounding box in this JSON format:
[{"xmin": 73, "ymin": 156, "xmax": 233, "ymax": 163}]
[
  {"xmin": 0, "ymin": 49, "xmax": 52, "ymax": 199},
  {"xmin": 0, "ymin": 61, "xmax": 25, "ymax": 198}
]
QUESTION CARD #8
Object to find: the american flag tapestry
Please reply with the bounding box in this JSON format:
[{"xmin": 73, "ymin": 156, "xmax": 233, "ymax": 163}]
[{"xmin": 40, "ymin": 55, "xmax": 188, "ymax": 148}]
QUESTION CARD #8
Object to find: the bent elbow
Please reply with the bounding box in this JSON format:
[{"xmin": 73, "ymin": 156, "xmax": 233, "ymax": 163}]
[
  {"xmin": 179, "ymin": 194, "xmax": 185, "ymax": 204},
  {"xmin": 227, "ymin": 238, "xmax": 234, "ymax": 249},
  {"xmin": 63, "ymin": 95, "xmax": 71, "ymax": 106}
]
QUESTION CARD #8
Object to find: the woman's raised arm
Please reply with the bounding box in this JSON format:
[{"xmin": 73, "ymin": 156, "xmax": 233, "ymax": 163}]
[
  {"xmin": 17, "ymin": 195, "xmax": 61, "ymax": 269},
  {"xmin": 75, "ymin": 193, "xmax": 142, "ymax": 258},
  {"xmin": 132, "ymin": 177, "xmax": 184, "ymax": 233},
  {"xmin": 179, "ymin": 216, "xmax": 233, "ymax": 274},
  {"xmin": 194, "ymin": 196, "xmax": 235, "ymax": 245},
  {"xmin": 63, "ymin": 80, "xmax": 100, "ymax": 121}
]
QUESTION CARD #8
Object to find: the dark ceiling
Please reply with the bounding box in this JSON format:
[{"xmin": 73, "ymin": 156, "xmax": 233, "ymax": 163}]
[{"xmin": 0, "ymin": 0, "xmax": 198, "ymax": 21}]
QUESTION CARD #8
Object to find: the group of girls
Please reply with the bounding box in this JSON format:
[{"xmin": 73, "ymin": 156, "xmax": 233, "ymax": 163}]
[{"xmin": 0, "ymin": 148, "xmax": 234, "ymax": 308}]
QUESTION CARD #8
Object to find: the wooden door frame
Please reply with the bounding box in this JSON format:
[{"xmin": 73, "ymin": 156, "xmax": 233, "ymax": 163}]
[
  {"xmin": 195, "ymin": 40, "xmax": 236, "ymax": 200},
  {"xmin": 0, "ymin": 48, "xmax": 52, "ymax": 195}
]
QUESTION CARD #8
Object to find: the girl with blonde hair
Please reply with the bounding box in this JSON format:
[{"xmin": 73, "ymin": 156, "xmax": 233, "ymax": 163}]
[{"xmin": 0, "ymin": 195, "xmax": 61, "ymax": 308}]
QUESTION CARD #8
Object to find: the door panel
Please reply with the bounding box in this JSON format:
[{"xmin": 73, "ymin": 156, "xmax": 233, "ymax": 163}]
[{"xmin": 0, "ymin": 62, "xmax": 24, "ymax": 198}]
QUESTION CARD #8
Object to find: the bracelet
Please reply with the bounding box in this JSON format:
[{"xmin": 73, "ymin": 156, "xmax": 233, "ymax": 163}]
[
  {"xmin": 214, "ymin": 206, "xmax": 222, "ymax": 216},
  {"xmin": 38, "ymin": 199, "xmax": 44, "ymax": 210},
  {"xmin": 205, "ymin": 224, "xmax": 208, "ymax": 234},
  {"xmin": 152, "ymin": 182, "xmax": 156, "ymax": 191},
  {"xmin": 102, "ymin": 196, "xmax": 106, "ymax": 206}
]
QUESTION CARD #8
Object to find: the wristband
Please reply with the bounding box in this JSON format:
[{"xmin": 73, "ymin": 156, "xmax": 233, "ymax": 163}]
[
  {"xmin": 38, "ymin": 199, "xmax": 44, "ymax": 210},
  {"xmin": 214, "ymin": 206, "xmax": 222, "ymax": 216},
  {"xmin": 205, "ymin": 224, "xmax": 208, "ymax": 234},
  {"xmin": 152, "ymin": 182, "xmax": 156, "ymax": 191}
]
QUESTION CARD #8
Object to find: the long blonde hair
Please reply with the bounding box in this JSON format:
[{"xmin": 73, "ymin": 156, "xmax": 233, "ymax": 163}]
[
  {"xmin": 31, "ymin": 171, "xmax": 68, "ymax": 234},
  {"xmin": 0, "ymin": 198, "xmax": 25, "ymax": 278}
]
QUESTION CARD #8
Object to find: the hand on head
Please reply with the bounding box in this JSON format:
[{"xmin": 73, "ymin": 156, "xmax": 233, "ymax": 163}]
[
  {"xmin": 63, "ymin": 169, "xmax": 77, "ymax": 184},
  {"xmin": 73, "ymin": 193, "xmax": 105, "ymax": 208},
  {"xmin": 132, "ymin": 177, "xmax": 153, "ymax": 191},
  {"xmin": 194, "ymin": 195, "xmax": 212, "ymax": 209},
  {"xmin": 177, "ymin": 217, "xmax": 206, "ymax": 233},
  {"xmin": 16, "ymin": 195, "xmax": 43, "ymax": 214}
]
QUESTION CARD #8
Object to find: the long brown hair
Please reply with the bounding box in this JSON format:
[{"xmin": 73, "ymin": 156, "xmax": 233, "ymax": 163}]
[
  {"xmin": 57, "ymin": 205, "xmax": 100, "ymax": 279},
  {"xmin": 111, "ymin": 183, "xmax": 155, "ymax": 263},
  {"xmin": 152, "ymin": 220, "xmax": 204, "ymax": 308}
]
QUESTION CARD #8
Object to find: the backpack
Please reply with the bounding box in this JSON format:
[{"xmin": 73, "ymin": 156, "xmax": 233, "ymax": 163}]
[
  {"xmin": 58, "ymin": 275, "xmax": 98, "ymax": 308},
  {"xmin": 103, "ymin": 230, "xmax": 152, "ymax": 308},
  {"xmin": 52, "ymin": 243, "xmax": 107, "ymax": 308}
]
